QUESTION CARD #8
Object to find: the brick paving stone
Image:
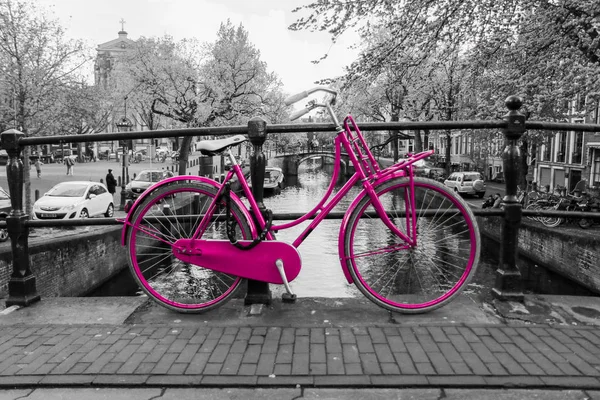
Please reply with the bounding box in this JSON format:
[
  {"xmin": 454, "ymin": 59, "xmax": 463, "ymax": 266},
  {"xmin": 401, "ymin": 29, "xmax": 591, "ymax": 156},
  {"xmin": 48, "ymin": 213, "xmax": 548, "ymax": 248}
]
[
  {"xmin": 579, "ymin": 330, "xmax": 600, "ymax": 345},
  {"xmin": 443, "ymin": 326, "xmax": 460, "ymax": 335},
  {"xmin": 310, "ymin": 343, "xmax": 326, "ymax": 364},
  {"xmin": 167, "ymin": 338, "xmax": 188, "ymax": 353},
  {"xmin": 344, "ymin": 363, "xmax": 363, "ymax": 375},
  {"xmin": 527, "ymin": 353, "xmax": 564, "ymax": 375},
  {"xmin": 310, "ymin": 363, "xmax": 327, "ymax": 375},
  {"xmin": 418, "ymin": 334, "xmax": 440, "ymax": 352},
  {"xmin": 483, "ymin": 375, "xmax": 545, "ymax": 387},
  {"xmin": 237, "ymin": 363, "xmax": 257, "ymax": 376},
  {"xmin": 374, "ymin": 343, "xmax": 394, "ymax": 363},
  {"xmin": 540, "ymin": 336, "xmax": 572, "ymax": 353},
  {"xmin": 531, "ymin": 341, "xmax": 566, "ymax": 363},
  {"xmin": 99, "ymin": 362, "xmax": 123, "ymax": 374},
  {"xmin": 393, "ymin": 352, "xmax": 418, "ymax": 375},
  {"xmin": 486, "ymin": 362, "xmax": 509, "ymax": 376},
  {"xmin": 520, "ymin": 363, "xmax": 546, "ymax": 375},
  {"xmin": 368, "ymin": 327, "xmax": 386, "ymax": 343},
  {"xmin": 221, "ymin": 352, "xmax": 244, "ymax": 375},
  {"xmin": 562, "ymin": 353, "xmax": 600, "ymax": 376},
  {"xmin": 116, "ymin": 352, "xmax": 146, "ymax": 374},
  {"xmin": 175, "ymin": 344, "xmax": 200, "ymax": 363},
  {"xmin": 207, "ymin": 328, "xmax": 224, "ymax": 339},
  {"xmin": 166, "ymin": 362, "xmax": 187, "ymax": 375},
  {"xmin": 275, "ymin": 343, "xmax": 293, "ymax": 364},
  {"xmin": 481, "ymin": 336, "xmax": 504, "ymax": 353},
  {"xmin": 342, "ymin": 344, "xmax": 360, "ymax": 364},
  {"xmin": 49, "ymin": 352, "xmax": 86, "ymax": 375},
  {"xmin": 380, "ymin": 362, "xmax": 401, "ymax": 375},
  {"xmin": 489, "ymin": 327, "xmax": 512, "ymax": 343},
  {"xmin": 185, "ymin": 352, "xmax": 210, "ymax": 375},
  {"xmin": 273, "ymin": 363, "xmax": 292, "ymax": 375},
  {"xmin": 387, "ymin": 336, "xmax": 407, "ymax": 353},
  {"xmin": 291, "ymin": 353, "xmax": 309, "ymax": 375},
  {"xmin": 218, "ymin": 334, "xmax": 236, "ymax": 345},
  {"xmin": 540, "ymin": 376, "xmax": 600, "ymax": 388},
  {"xmin": 311, "ymin": 328, "xmax": 325, "ymax": 344},
  {"xmin": 516, "ymin": 327, "xmax": 543, "ymax": 342},
  {"xmin": 136, "ymin": 362, "xmax": 156, "ymax": 375},
  {"xmin": 458, "ymin": 327, "xmax": 482, "ymax": 343},
  {"xmin": 294, "ymin": 336, "xmax": 309, "ymax": 354},
  {"xmin": 352, "ymin": 327, "xmax": 368, "ymax": 335},
  {"xmin": 280, "ymin": 328, "xmax": 295, "ymax": 344},
  {"xmin": 144, "ymin": 344, "xmax": 169, "ymax": 363},
  {"xmin": 470, "ymin": 342, "xmax": 499, "ymax": 364},
  {"xmin": 415, "ymin": 362, "xmax": 435, "ymax": 375},
  {"xmin": 407, "ymin": 342, "xmax": 429, "ymax": 364},
  {"xmin": 438, "ymin": 342, "xmax": 463, "ymax": 363},
  {"xmin": 500, "ymin": 343, "xmax": 532, "ymax": 364},
  {"xmin": 84, "ymin": 353, "xmax": 115, "ymax": 374},
  {"xmin": 314, "ymin": 375, "xmax": 371, "ymax": 387},
  {"xmin": 450, "ymin": 361, "xmax": 472, "ymax": 375},
  {"xmin": 428, "ymin": 375, "xmax": 487, "ymax": 387},
  {"xmin": 230, "ymin": 339, "xmax": 248, "ymax": 354},
  {"xmin": 326, "ymin": 334, "xmax": 342, "ymax": 353},
  {"xmin": 428, "ymin": 352, "xmax": 454, "ymax": 375},
  {"xmin": 199, "ymin": 338, "xmax": 219, "ymax": 353},
  {"xmin": 242, "ymin": 344, "xmax": 262, "ymax": 364},
  {"xmin": 256, "ymin": 352, "xmax": 276, "ymax": 375},
  {"xmin": 462, "ymin": 352, "xmax": 491, "ymax": 375},
  {"xmin": 428, "ymin": 327, "xmax": 449, "ymax": 343},
  {"xmin": 152, "ymin": 353, "xmax": 178, "ymax": 374},
  {"xmin": 356, "ymin": 335, "xmax": 375, "ymax": 353},
  {"xmin": 327, "ymin": 353, "xmax": 344, "ymax": 375},
  {"xmin": 399, "ymin": 327, "xmax": 418, "ymax": 343},
  {"xmin": 448, "ymin": 334, "xmax": 472, "ymax": 352},
  {"xmin": 14, "ymin": 353, "xmax": 53, "ymax": 375},
  {"xmin": 493, "ymin": 352, "xmax": 528, "ymax": 375},
  {"xmin": 339, "ymin": 328, "xmax": 357, "ymax": 344},
  {"xmin": 547, "ymin": 328, "xmax": 577, "ymax": 343},
  {"xmin": 202, "ymin": 363, "xmax": 223, "ymax": 375},
  {"xmin": 136, "ymin": 338, "xmax": 159, "ymax": 353},
  {"xmin": 188, "ymin": 333, "xmax": 207, "ymax": 345},
  {"xmin": 555, "ymin": 362, "xmax": 583, "ymax": 376},
  {"xmin": 208, "ymin": 344, "xmax": 232, "ymax": 364},
  {"xmin": 266, "ymin": 327, "xmax": 281, "ymax": 341},
  {"xmin": 471, "ymin": 327, "xmax": 489, "ymax": 336},
  {"xmin": 573, "ymin": 338, "xmax": 600, "ymax": 357},
  {"xmin": 262, "ymin": 339, "xmax": 278, "ymax": 354}
]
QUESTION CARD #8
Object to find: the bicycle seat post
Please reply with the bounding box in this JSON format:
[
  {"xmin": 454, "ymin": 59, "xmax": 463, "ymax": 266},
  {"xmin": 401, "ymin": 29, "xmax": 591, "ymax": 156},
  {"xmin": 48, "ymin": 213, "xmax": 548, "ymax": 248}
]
[{"xmin": 245, "ymin": 117, "xmax": 273, "ymax": 306}]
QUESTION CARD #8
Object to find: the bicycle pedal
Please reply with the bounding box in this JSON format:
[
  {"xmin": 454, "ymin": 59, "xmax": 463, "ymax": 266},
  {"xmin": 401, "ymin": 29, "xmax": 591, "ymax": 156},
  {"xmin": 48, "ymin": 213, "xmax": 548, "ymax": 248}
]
[{"xmin": 282, "ymin": 293, "xmax": 297, "ymax": 303}]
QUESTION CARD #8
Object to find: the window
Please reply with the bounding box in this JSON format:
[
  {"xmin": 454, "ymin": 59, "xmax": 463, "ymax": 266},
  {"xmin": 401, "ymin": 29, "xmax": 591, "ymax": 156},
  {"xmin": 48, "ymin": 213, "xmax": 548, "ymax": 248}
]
[
  {"xmin": 593, "ymin": 153, "xmax": 600, "ymax": 187},
  {"xmin": 572, "ymin": 132, "xmax": 583, "ymax": 164},
  {"xmin": 556, "ymin": 132, "xmax": 566, "ymax": 162}
]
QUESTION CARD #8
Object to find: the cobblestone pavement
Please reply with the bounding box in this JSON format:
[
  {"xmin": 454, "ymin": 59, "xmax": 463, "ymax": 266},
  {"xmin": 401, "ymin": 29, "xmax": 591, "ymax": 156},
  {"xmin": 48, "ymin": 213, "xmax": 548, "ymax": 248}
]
[{"xmin": 1, "ymin": 297, "xmax": 600, "ymax": 397}]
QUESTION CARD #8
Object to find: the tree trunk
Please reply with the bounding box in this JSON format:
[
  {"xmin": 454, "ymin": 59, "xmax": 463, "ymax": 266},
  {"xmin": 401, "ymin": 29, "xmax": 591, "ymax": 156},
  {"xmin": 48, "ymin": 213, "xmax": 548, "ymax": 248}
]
[{"xmin": 178, "ymin": 136, "xmax": 192, "ymax": 175}]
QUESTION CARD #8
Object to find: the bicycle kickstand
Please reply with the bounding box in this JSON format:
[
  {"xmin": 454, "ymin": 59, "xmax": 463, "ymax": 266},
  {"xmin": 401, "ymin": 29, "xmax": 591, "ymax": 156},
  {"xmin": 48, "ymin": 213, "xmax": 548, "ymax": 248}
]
[{"xmin": 275, "ymin": 259, "xmax": 297, "ymax": 303}]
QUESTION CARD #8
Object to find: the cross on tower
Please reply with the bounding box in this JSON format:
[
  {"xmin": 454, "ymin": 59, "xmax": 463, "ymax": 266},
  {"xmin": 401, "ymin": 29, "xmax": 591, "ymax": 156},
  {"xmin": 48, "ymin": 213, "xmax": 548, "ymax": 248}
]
[{"xmin": 119, "ymin": 18, "xmax": 126, "ymax": 31}]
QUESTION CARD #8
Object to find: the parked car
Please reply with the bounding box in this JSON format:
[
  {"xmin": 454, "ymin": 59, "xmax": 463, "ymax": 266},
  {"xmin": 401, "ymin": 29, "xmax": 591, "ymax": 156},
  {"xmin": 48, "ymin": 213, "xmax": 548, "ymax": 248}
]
[
  {"xmin": 413, "ymin": 159, "xmax": 446, "ymax": 180},
  {"xmin": 492, "ymin": 171, "xmax": 505, "ymax": 183},
  {"xmin": 125, "ymin": 169, "xmax": 175, "ymax": 200},
  {"xmin": 32, "ymin": 181, "xmax": 114, "ymax": 220},
  {"xmin": 443, "ymin": 171, "xmax": 487, "ymax": 198}
]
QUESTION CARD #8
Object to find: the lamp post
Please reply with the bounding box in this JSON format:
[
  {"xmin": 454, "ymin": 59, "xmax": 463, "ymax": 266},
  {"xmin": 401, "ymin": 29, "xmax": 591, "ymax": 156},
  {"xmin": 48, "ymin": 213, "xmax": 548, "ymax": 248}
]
[{"xmin": 115, "ymin": 116, "xmax": 133, "ymax": 211}]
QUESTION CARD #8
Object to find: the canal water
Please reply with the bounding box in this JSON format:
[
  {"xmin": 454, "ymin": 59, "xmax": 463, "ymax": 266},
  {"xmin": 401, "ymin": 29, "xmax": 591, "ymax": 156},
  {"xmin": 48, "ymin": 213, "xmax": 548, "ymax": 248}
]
[{"xmin": 88, "ymin": 161, "xmax": 595, "ymax": 300}]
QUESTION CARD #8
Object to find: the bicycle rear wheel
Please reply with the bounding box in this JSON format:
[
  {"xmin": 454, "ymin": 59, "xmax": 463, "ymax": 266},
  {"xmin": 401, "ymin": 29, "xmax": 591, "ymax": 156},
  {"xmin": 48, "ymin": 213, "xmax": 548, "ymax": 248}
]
[
  {"xmin": 343, "ymin": 177, "xmax": 480, "ymax": 313},
  {"xmin": 126, "ymin": 181, "xmax": 252, "ymax": 313}
]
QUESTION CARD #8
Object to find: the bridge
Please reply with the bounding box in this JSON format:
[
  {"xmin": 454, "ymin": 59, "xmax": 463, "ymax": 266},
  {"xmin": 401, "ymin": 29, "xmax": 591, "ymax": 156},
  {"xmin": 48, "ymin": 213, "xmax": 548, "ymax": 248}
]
[
  {"xmin": 269, "ymin": 150, "xmax": 352, "ymax": 176},
  {"xmin": 1, "ymin": 96, "xmax": 600, "ymax": 310}
]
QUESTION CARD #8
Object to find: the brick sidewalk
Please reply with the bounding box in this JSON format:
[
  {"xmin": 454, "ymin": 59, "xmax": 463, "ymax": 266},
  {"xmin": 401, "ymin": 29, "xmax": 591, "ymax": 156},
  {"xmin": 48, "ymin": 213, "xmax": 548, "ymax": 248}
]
[{"xmin": 1, "ymin": 322, "xmax": 600, "ymax": 389}]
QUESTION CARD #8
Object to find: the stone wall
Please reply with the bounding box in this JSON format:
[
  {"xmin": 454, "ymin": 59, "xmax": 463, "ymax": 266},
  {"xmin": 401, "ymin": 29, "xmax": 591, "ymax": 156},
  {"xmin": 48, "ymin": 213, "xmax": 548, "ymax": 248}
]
[
  {"xmin": 477, "ymin": 216, "xmax": 600, "ymax": 294},
  {"xmin": 0, "ymin": 226, "xmax": 128, "ymax": 299}
]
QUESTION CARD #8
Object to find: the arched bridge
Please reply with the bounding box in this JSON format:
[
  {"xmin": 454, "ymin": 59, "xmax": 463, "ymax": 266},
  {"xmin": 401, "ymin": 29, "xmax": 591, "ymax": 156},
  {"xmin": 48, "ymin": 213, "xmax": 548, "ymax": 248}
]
[{"xmin": 269, "ymin": 151, "xmax": 353, "ymax": 176}]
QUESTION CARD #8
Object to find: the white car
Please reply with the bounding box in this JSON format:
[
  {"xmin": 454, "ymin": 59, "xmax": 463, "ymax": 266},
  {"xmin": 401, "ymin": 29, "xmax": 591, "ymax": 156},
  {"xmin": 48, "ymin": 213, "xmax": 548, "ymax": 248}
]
[
  {"xmin": 443, "ymin": 171, "xmax": 487, "ymax": 198},
  {"xmin": 33, "ymin": 181, "xmax": 114, "ymax": 220}
]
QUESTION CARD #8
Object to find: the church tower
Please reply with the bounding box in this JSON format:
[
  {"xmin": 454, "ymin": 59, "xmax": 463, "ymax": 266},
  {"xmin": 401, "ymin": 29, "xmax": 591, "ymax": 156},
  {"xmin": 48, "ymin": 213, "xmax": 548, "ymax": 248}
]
[{"xmin": 94, "ymin": 19, "xmax": 135, "ymax": 89}]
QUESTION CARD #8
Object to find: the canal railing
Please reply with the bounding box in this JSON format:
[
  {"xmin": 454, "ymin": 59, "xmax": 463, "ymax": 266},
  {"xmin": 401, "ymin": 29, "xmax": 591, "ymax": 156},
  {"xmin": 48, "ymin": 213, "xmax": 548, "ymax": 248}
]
[{"xmin": 2, "ymin": 96, "xmax": 600, "ymax": 308}]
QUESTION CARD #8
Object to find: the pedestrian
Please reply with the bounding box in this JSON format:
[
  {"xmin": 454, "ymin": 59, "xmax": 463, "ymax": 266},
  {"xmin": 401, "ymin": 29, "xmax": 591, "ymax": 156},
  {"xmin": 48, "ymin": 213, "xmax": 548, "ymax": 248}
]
[
  {"xmin": 34, "ymin": 159, "xmax": 42, "ymax": 178},
  {"xmin": 106, "ymin": 169, "xmax": 117, "ymax": 195},
  {"xmin": 65, "ymin": 156, "xmax": 74, "ymax": 175},
  {"xmin": 492, "ymin": 193, "xmax": 502, "ymax": 208}
]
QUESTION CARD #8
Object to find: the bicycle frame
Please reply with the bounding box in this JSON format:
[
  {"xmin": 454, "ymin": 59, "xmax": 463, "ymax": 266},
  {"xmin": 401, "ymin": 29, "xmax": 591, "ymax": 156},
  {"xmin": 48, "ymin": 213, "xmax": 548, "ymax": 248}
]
[{"xmin": 185, "ymin": 115, "xmax": 435, "ymax": 280}]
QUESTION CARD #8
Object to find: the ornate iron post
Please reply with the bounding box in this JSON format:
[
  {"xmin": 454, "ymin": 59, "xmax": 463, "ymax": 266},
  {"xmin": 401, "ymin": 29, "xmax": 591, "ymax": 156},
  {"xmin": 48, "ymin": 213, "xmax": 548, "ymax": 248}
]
[
  {"xmin": 116, "ymin": 117, "xmax": 133, "ymax": 211},
  {"xmin": 245, "ymin": 117, "xmax": 272, "ymax": 305},
  {"xmin": 1, "ymin": 129, "xmax": 40, "ymax": 307},
  {"xmin": 492, "ymin": 96, "xmax": 525, "ymax": 302}
]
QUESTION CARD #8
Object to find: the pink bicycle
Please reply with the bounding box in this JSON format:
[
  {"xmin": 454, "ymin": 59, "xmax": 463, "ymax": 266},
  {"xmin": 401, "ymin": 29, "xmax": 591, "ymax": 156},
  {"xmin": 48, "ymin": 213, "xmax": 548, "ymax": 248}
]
[{"xmin": 121, "ymin": 87, "xmax": 480, "ymax": 314}]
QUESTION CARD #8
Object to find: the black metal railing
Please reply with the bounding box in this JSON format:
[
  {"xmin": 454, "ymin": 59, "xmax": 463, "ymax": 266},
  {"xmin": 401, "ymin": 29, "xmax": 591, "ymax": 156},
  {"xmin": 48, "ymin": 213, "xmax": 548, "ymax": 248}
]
[{"xmin": 2, "ymin": 96, "xmax": 600, "ymax": 307}]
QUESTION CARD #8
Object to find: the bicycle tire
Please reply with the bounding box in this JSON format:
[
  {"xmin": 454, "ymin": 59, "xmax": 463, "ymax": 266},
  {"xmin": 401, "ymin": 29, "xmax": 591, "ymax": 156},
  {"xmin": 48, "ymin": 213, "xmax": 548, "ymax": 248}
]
[
  {"xmin": 343, "ymin": 177, "xmax": 480, "ymax": 314},
  {"xmin": 126, "ymin": 181, "xmax": 253, "ymax": 313}
]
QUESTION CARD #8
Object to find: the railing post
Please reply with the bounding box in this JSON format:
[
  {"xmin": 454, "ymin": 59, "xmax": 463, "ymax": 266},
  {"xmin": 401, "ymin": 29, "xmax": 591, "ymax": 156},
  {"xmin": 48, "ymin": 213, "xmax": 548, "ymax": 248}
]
[
  {"xmin": 245, "ymin": 117, "xmax": 272, "ymax": 305},
  {"xmin": 1, "ymin": 129, "xmax": 40, "ymax": 307},
  {"xmin": 492, "ymin": 96, "xmax": 525, "ymax": 302}
]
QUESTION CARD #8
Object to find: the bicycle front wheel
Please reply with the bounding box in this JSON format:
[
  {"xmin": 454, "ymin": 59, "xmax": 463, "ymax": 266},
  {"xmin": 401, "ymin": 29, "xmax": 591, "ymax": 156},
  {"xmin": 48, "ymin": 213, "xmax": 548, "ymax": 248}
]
[
  {"xmin": 126, "ymin": 181, "xmax": 253, "ymax": 313},
  {"xmin": 344, "ymin": 177, "xmax": 480, "ymax": 313}
]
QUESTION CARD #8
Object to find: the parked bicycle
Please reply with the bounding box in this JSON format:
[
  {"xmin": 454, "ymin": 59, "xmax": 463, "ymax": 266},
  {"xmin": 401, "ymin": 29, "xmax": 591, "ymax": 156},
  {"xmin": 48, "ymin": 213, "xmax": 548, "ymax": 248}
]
[{"xmin": 120, "ymin": 87, "xmax": 480, "ymax": 314}]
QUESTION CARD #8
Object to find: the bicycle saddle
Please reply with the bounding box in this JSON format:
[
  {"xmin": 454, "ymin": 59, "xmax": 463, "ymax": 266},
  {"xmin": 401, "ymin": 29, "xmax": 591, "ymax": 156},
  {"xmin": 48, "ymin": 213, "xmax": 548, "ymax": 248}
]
[{"xmin": 198, "ymin": 135, "xmax": 247, "ymax": 156}]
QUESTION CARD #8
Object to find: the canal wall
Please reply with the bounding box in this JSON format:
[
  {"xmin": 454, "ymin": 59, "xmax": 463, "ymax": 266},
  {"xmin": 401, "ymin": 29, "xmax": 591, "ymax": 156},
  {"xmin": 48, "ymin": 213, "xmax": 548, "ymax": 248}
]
[
  {"xmin": 0, "ymin": 226, "xmax": 127, "ymax": 299},
  {"xmin": 477, "ymin": 217, "xmax": 600, "ymax": 295}
]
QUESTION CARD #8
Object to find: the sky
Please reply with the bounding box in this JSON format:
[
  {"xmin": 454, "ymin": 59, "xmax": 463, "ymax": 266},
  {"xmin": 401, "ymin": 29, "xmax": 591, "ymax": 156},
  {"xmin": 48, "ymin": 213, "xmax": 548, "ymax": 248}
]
[{"xmin": 36, "ymin": 0, "xmax": 360, "ymax": 95}]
